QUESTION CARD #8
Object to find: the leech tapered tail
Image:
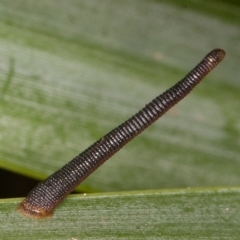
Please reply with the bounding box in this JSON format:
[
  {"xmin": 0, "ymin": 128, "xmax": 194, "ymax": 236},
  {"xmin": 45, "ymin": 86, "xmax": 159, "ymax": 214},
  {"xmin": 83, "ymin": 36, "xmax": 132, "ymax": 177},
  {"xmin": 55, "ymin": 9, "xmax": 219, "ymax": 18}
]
[{"xmin": 18, "ymin": 49, "xmax": 226, "ymax": 218}]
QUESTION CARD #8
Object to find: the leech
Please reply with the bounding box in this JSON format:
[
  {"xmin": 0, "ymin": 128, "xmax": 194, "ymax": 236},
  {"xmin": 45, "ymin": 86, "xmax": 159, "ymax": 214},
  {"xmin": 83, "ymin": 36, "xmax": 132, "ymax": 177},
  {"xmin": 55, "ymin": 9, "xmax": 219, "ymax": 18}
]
[{"xmin": 18, "ymin": 48, "xmax": 225, "ymax": 218}]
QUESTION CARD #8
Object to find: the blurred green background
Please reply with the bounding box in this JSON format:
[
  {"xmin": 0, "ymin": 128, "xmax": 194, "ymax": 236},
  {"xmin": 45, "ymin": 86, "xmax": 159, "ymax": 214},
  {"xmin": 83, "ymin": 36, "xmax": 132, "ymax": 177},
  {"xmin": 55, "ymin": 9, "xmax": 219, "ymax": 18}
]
[{"xmin": 0, "ymin": 0, "xmax": 239, "ymax": 195}]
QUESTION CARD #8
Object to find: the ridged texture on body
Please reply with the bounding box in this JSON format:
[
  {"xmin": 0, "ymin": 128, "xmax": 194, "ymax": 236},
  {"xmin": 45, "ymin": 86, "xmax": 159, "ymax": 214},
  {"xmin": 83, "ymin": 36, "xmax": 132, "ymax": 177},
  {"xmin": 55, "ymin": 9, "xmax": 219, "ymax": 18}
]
[{"xmin": 18, "ymin": 49, "xmax": 225, "ymax": 218}]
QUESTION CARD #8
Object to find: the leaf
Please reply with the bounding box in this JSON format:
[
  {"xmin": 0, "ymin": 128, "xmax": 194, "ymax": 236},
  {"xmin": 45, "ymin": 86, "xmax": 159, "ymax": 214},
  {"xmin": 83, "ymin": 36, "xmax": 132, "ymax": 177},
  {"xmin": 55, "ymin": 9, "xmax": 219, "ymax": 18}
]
[
  {"xmin": 1, "ymin": 187, "xmax": 240, "ymax": 239},
  {"xmin": 0, "ymin": 1, "xmax": 240, "ymax": 238},
  {"xmin": 0, "ymin": 0, "xmax": 239, "ymax": 193}
]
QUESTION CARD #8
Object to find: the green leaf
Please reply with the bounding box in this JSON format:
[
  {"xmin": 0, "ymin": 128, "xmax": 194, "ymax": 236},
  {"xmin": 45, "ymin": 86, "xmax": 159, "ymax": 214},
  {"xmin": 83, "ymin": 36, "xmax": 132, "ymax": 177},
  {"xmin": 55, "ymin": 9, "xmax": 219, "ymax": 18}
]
[
  {"xmin": 0, "ymin": 0, "xmax": 239, "ymax": 193},
  {"xmin": 1, "ymin": 187, "xmax": 240, "ymax": 239},
  {"xmin": 0, "ymin": 0, "xmax": 239, "ymax": 238}
]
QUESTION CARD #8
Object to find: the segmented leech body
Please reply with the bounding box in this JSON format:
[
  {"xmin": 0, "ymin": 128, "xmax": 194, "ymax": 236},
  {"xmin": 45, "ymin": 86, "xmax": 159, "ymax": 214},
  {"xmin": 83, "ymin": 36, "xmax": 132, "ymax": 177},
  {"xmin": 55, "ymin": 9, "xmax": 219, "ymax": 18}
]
[{"xmin": 18, "ymin": 49, "xmax": 225, "ymax": 218}]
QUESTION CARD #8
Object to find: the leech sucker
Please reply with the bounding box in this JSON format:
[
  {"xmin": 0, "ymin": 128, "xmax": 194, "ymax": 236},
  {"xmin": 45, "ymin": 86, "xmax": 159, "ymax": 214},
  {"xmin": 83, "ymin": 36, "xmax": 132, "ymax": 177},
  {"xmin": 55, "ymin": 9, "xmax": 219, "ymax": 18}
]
[{"xmin": 18, "ymin": 48, "xmax": 225, "ymax": 218}]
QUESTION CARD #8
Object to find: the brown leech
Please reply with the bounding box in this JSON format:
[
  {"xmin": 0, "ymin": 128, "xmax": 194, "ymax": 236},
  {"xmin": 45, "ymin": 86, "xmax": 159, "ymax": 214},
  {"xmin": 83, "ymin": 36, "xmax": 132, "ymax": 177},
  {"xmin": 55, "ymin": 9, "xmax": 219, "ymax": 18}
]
[{"xmin": 18, "ymin": 49, "xmax": 225, "ymax": 218}]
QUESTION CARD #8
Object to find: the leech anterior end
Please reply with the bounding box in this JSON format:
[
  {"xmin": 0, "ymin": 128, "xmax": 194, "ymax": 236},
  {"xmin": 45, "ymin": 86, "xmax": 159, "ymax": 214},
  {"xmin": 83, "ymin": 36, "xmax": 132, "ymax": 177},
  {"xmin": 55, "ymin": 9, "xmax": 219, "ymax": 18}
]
[{"xmin": 18, "ymin": 48, "xmax": 225, "ymax": 218}]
